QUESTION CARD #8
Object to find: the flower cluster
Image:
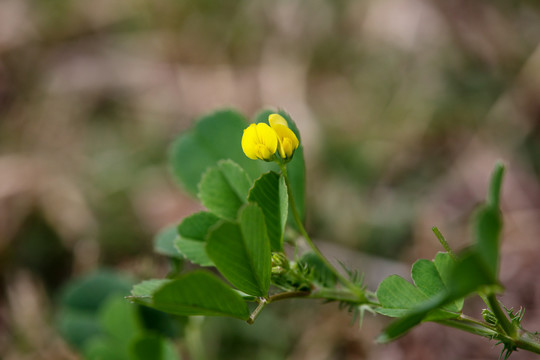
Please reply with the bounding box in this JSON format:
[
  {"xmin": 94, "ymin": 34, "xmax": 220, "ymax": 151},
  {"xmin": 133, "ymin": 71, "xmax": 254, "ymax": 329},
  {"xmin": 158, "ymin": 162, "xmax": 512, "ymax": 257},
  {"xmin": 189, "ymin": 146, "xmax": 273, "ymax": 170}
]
[{"xmin": 241, "ymin": 114, "xmax": 299, "ymax": 162}]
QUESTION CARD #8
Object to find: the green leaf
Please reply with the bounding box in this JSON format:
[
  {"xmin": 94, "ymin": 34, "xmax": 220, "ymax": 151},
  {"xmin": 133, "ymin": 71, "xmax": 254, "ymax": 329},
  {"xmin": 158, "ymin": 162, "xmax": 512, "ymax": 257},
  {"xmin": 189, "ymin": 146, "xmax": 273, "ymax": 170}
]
[
  {"xmin": 59, "ymin": 270, "xmax": 134, "ymax": 312},
  {"xmin": 238, "ymin": 203, "xmax": 271, "ymax": 295},
  {"xmin": 198, "ymin": 160, "xmax": 251, "ymax": 220},
  {"xmin": 84, "ymin": 337, "xmax": 130, "ymax": 360},
  {"xmin": 433, "ymin": 252, "xmax": 464, "ymax": 310},
  {"xmin": 206, "ymin": 204, "xmax": 271, "ymax": 297},
  {"xmin": 57, "ymin": 270, "xmax": 134, "ymax": 349},
  {"xmin": 377, "ymin": 294, "xmax": 446, "ymax": 343},
  {"xmin": 175, "ymin": 239, "xmax": 213, "ymax": 266},
  {"xmin": 446, "ymin": 250, "xmax": 499, "ymax": 298},
  {"xmin": 475, "ymin": 162, "xmax": 504, "ymax": 277},
  {"xmin": 412, "ymin": 258, "xmax": 461, "ymax": 313},
  {"xmin": 487, "ymin": 162, "xmax": 505, "ymax": 208},
  {"xmin": 99, "ymin": 296, "xmax": 142, "ymax": 346},
  {"xmin": 174, "ymin": 212, "xmax": 219, "ymax": 266},
  {"xmin": 154, "ymin": 225, "xmax": 182, "ymax": 259},
  {"xmin": 178, "ymin": 211, "xmax": 220, "ymax": 239},
  {"xmin": 130, "ymin": 271, "xmax": 250, "ymax": 320},
  {"xmin": 254, "ymin": 109, "xmax": 306, "ymax": 225},
  {"xmin": 376, "ymin": 275, "xmax": 428, "ymax": 317},
  {"xmin": 474, "ymin": 206, "xmax": 502, "ymax": 278},
  {"xmin": 130, "ymin": 279, "xmax": 172, "ymax": 306},
  {"xmin": 378, "ymin": 250, "xmax": 499, "ymax": 342},
  {"xmin": 377, "ymin": 253, "xmax": 463, "ymax": 319},
  {"xmin": 131, "ymin": 335, "xmax": 180, "ymax": 360},
  {"xmin": 169, "ymin": 108, "xmax": 306, "ymax": 227},
  {"xmin": 169, "ymin": 110, "xmax": 261, "ymax": 195},
  {"xmin": 378, "ymin": 165, "xmax": 506, "ymax": 342},
  {"xmin": 248, "ymin": 172, "xmax": 288, "ymax": 251},
  {"xmin": 56, "ymin": 309, "xmax": 102, "ymax": 350},
  {"xmin": 218, "ymin": 159, "xmax": 253, "ymax": 199},
  {"xmin": 412, "ymin": 260, "xmax": 445, "ymax": 298}
]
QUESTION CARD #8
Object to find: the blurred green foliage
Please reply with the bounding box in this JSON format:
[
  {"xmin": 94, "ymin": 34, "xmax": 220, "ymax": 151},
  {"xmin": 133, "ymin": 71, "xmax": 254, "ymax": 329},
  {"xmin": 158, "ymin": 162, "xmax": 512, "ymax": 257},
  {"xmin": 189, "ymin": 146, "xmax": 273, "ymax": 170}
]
[{"xmin": 2, "ymin": 0, "xmax": 540, "ymax": 358}]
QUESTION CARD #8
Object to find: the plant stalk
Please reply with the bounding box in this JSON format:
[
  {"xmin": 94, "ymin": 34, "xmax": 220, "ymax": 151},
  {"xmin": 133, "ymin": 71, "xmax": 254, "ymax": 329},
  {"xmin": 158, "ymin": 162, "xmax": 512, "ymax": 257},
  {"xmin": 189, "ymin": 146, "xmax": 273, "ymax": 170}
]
[
  {"xmin": 279, "ymin": 162, "xmax": 366, "ymax": 302},
  {"xmin": 437, "ymin": 317, "xmax": 540, "ymax": 356},
  {"xmin": 486, "ymin": 293, "xmax": 516, "ymax": 337}
]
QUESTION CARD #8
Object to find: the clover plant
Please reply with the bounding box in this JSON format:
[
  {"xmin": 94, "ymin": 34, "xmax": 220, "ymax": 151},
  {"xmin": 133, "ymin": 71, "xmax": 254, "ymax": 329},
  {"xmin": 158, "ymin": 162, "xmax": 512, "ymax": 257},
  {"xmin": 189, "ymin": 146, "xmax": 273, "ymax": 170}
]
[{"xmin": 129, "ymin": 109, "xmax": 540, "ymax": 359}]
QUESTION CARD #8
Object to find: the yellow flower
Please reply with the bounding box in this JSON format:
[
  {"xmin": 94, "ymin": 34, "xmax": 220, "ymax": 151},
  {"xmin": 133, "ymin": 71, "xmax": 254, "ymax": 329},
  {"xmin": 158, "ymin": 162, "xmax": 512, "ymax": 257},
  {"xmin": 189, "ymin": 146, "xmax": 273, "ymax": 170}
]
[
  {"xmin": 241, "ymin": 123, "xmax": 278, "ymax": 160},
  {"xmin": 268, "ymin": 114, "xmax": 299, "ymax": 159}
]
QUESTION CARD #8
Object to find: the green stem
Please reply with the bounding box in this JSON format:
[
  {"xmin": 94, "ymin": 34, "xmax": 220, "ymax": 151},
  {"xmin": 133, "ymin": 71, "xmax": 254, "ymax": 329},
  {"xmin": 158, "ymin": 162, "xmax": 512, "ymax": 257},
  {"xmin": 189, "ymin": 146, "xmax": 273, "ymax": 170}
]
[
  {"xmin": 278, "ymin": 162, "xmax": 366, "ymax": 302},
  {"xmin": 248, "ymin": 291, "xmax": 311, "ymax": 324},
  {"xmin": 437, "ymin": 317, "xmax": 540, "ymax": 356},
  {"xmin": 269, "ymin": 290, "xmax": 311, "ymax": 303},
  {"xmin": 459, "ymin": 314, "xmax": 497, "ymax": 330},
  {"xmin": 436, "ymin": 318, "xmax": 498, "ymax": 338},
  {"xmin": 432, "ymin": 227, "xmax": 457, "ymax": 261},
  {"xmin": 515, "ymin": 331, "xmax": 540, "ymax": 355},
  {"xmin": 310, "ymin": 288, "xmax": 377, "ymax": 305},
  {"xmin": 486, "ymin": 293, "xmax": 516, "ymax": 337},
  {"xmin": 247, "ymin": 298, "xmax": 267, "ymax": 324},
  {"xmin": 185, "ymin": 316, "xmax": 207, "ymax": 360}
]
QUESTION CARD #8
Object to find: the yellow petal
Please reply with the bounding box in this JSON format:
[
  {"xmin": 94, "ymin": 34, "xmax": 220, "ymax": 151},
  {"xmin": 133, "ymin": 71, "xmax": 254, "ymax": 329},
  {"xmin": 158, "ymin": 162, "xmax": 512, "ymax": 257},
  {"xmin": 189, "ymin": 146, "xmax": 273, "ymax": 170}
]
[
  {"xmin": 271, "ymin": 123, "xmax": 299, "ymax": 158},
  {"xmin": 241, "ymin": 124, "xmax": 259, "ymax": 160},
  {"xmin": 242, "ymin": 123, "xmax": 278, "ymax": 161},
  {"xmin": 268, "ymin": 113, "xmax": 289, "ymax": 128},
  {"xmin": 254, "ymin": 123, "xmax": 278, "ymax": 159}
]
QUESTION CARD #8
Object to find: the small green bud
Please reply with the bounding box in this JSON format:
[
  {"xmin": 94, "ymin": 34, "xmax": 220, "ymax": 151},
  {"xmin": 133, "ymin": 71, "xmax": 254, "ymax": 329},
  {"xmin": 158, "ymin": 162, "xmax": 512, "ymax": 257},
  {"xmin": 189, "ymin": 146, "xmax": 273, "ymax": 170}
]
[
  {"xmin": 272, "ymin": 252, "xmax": 290, "ymax": 270},
  {"xmin": 482, "ymin": 309, "xmax": 498, "ymax": 326}
]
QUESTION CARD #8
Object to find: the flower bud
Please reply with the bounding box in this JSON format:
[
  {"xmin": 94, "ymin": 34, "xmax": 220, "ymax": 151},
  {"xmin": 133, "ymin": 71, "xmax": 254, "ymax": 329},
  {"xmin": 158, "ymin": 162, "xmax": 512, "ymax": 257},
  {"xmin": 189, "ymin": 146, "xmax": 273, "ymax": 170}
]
[{"xmin": 268, "ymin": 114, "xmax": 299, "ymax": 160}]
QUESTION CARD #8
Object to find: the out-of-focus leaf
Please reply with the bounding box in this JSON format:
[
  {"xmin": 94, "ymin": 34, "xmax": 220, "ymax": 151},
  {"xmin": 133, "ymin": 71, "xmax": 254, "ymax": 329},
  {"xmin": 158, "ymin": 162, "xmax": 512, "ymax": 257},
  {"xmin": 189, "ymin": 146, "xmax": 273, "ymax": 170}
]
[
  {"xmin": 487, "ymin": 162, "xmax": 505, "ymax": 208},
  {"xmin": 248, "ymin": 171, "xmax": 288, "ymax": 251},
  {"xmin": 99, "ymin": 296, "xmax": 142, "ymax": 346},
  {"xmin": 474, "ymin": 162, "xmax": 504, "ymax": 277},
  {"xmin": 154, "ymin": 225, "xmax": 182, "ymax": 259},
  {"xmin": 446, "ymin": 250, "xmax": 500, "ymax": 298},
  {"xmin": 474, "ymin": 206, "xmax": 502, "ymax": 278},
  {"xmin": 177, "ymin": 211, "xmax": 220, "ymax": 240},
  {"xmin": 175, "ymin": 238, "xmax": 213, "ymax": 266},
  {"xmin": 84, "ymin": 337, "xmax": 129, "ymax": 360},
  {"xmin": 57, "ymin": 270, "xmax": 134, "ymax": 349},
  {"xmin": 130, "ymin": 279, "xmax": 172, "ymax": 306},
  {"xmin": 169, "ymin": 110, "xmax": 261, "ymax": 195},
  {"xmin": 198, "ymin": 160, "xmax": 251, "ymax": 220},
  {"xmin": 56, "ymin": 309, "xmax": 102, "ymax": 349},
  {"xmin": 59, "ymin": 270, "xmax": 133, "ymax": 311},
  {"xmin": 131, "ymin": 335, "xmax": 180, "ymax": 360}
]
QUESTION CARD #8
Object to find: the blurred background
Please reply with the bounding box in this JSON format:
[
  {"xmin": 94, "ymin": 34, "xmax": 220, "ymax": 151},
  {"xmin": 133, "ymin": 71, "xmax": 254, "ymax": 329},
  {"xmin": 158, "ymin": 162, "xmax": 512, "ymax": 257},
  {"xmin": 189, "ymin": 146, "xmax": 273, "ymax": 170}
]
[{"xmin": 1, "ymin": 0, "xmax": 540, "ymax": 359}]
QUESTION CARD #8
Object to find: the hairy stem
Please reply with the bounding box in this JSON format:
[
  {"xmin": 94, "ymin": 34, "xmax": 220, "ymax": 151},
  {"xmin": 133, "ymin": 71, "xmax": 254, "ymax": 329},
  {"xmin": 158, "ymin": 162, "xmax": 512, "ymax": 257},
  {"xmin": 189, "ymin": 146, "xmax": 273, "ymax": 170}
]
[
  {"xmin": 247, "ymin": 298, "xmax": 267, "ymax": 324},
  {"xmin": 279, "ymin": 162, "xmax": 366, "ymax": 302},
  {"xmin": 486, "ymin": 293, "xmax": 516, "ymax": 337},
  {"xmin": 437, "ymin": 317, "xmax": 540, "ymax": 356}
]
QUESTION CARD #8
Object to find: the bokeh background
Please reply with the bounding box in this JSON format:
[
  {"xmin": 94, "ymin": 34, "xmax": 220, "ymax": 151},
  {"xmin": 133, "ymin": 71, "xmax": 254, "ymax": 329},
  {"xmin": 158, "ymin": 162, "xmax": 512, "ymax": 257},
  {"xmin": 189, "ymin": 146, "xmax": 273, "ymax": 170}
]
[{"xmin": 1, "ymin": 0, "xmax": 540, "ymax": 359}]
